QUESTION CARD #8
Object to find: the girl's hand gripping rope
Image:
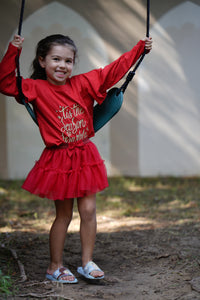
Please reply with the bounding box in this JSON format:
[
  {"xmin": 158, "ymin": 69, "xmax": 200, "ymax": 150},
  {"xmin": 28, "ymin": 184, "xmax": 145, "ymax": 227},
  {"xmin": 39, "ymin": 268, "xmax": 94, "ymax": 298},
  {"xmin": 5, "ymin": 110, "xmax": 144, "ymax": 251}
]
[
  {"xmin": 11, "ymin": 34, "xmax": 24, "ymax": 49},
  {"xmin": 143, "ymin": 36, "xmax": 153, "ymax": 52}
]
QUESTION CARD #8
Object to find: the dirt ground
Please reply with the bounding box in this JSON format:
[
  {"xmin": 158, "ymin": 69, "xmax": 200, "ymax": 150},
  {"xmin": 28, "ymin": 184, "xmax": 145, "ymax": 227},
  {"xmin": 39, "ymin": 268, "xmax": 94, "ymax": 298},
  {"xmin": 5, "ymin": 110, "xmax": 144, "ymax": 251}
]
[{"xmin": 1, "ymin": 214, "xmax": 200, "ymax": 300}]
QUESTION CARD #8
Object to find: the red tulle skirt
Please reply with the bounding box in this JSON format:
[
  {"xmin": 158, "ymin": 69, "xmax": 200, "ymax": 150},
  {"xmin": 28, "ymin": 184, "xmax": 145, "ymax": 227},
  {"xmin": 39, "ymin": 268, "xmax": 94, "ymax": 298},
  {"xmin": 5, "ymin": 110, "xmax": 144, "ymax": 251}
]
[{"xmin": 22, "ymin": 140, "xmax": 108, "ymax": 200}]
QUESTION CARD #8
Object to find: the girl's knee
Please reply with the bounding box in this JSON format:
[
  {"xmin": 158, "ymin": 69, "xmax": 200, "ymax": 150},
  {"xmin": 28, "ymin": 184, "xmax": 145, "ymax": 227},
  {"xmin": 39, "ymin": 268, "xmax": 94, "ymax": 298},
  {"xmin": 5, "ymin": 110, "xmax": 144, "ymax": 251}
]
[
  {"xmin": 56, "ymin": 210, "xmax": 73, "ymax": 223},
  {"xmin": 78, "ymin": 196, "xmax": 96, "ymax": 222},
  {"xmin": 81, "ymin": 206, "xmax": 96, "ymax": 221},
  {"xmin": 54, "ymin": 199, "xmax": 74, "ymax": 225}
]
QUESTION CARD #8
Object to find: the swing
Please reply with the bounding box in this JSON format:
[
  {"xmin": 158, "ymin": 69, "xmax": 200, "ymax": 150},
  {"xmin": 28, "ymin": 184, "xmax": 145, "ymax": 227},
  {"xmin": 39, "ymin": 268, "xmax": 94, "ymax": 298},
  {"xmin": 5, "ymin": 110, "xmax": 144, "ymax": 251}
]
[{"xmin": 16, "ymin": 0, "xmax": 150, "ymax": 132}]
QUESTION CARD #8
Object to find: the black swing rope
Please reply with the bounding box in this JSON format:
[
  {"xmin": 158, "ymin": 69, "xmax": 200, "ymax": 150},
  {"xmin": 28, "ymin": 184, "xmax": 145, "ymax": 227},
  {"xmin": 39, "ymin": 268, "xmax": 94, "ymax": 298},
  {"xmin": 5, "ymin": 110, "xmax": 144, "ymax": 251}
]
[
  {"xmin": 16, "ymin": 0, "xmax": 38, "ymax": 125},
  {"xmin": 118, "ymin": 0, "xmax": 150, "ymax": 94},
  {"xmin": 16, "ymin": 0, "xmax": 150, "ymax": 130}
]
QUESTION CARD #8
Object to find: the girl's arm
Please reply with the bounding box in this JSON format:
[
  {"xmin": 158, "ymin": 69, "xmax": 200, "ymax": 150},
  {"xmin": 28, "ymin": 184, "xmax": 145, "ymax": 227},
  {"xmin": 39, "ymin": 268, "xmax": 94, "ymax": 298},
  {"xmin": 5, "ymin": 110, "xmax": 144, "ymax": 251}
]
[
  {"xmin": 79, "ymin": 37, "xmax": 153, "ymax": 104},
  {"xmin": 100, "ymin": 37, "xmax": 152, "ymax": 87},
  {"xmin": 0, "ymin": 35, "xmax": 24, "ymax": 98}
]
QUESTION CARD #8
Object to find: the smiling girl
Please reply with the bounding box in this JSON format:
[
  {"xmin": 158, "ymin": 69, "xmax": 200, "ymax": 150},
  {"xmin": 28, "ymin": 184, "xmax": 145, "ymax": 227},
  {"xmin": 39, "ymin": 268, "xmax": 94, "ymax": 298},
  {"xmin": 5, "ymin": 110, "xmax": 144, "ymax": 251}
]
[{"xmin": 0, "ymin": 33, "xmax": 152, "ymax": 283}]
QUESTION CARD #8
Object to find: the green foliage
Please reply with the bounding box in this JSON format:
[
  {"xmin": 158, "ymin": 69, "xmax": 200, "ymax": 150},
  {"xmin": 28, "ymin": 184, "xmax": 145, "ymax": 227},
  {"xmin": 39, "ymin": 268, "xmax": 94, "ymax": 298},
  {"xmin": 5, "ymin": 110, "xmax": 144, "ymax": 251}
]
[{"xmin": 0, "ymin": 270, "xmax": 12, "ymax": 296}]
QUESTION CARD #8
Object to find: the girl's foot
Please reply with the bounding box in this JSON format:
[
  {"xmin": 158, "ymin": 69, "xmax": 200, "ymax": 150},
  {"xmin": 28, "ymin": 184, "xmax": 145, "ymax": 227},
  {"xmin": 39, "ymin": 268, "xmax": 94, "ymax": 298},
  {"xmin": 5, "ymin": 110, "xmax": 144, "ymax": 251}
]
[
  {"xmin": 46, "ymin": 267, "xmax": 78, "ymax": 283},
  {"xmin": 90, "ymin": 268, "xmax": 104, "ymax": 278},
  {"xmin": 77, "ymin": 261, "xmax": 104, "ymax": 280}
]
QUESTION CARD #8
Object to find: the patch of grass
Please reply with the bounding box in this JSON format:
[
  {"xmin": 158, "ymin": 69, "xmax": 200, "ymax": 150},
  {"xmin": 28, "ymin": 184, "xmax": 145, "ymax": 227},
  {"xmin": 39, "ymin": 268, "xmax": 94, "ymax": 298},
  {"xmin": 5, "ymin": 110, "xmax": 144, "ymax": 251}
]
[
  {"xmin": 1, "ymin": 177, "xmax": 200, "ymax": 228},
  {"xmin": 0, "ymin": 179, "xmax": 54, "ymax": 229},
  {"xmin": 0, "ymin": 269, "xmax": 13, "ymax": 296},
  {"xmin": 96, "ymin": 176, "xmax": 200, "ymax": 221}
]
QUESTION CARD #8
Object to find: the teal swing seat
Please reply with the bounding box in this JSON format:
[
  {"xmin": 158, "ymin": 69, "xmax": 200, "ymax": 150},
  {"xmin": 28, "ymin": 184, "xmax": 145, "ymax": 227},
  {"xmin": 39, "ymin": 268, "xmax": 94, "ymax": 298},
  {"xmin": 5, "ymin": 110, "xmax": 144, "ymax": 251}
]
[{"xmin": 93, "ymin": 88, "xmax": 123, "ymax": 133}]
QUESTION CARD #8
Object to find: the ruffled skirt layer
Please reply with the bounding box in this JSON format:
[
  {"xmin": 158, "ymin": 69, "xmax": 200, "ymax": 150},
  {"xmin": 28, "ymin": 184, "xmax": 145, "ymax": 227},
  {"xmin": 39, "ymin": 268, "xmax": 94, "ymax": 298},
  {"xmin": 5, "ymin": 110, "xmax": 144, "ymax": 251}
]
[{"xmin": 22, "ymin": 140, "xmax": 108, "ymax": 200}]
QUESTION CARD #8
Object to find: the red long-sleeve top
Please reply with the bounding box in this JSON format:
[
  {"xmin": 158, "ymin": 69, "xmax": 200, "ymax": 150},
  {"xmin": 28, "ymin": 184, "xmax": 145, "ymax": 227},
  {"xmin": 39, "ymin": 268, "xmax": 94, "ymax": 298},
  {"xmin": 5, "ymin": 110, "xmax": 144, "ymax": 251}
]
[{"xmin": 0, "ymin": 41, "xmax": 145, "ymax": 147}]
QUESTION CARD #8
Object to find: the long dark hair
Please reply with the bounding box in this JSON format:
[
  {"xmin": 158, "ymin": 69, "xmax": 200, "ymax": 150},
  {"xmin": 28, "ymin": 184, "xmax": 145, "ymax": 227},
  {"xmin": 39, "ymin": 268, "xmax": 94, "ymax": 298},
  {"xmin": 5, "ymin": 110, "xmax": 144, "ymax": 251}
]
[{"xmin": 30, "ymin": 34, "xmax": 78, "ymax": 80}]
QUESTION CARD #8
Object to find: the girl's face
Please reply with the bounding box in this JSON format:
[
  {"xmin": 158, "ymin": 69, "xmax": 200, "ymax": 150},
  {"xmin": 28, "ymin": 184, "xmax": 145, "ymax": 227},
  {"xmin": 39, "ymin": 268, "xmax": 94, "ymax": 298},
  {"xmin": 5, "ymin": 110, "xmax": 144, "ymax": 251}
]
[{"xmin": 39, "ymin": 44, "xmax": 74, "ymax": 85}]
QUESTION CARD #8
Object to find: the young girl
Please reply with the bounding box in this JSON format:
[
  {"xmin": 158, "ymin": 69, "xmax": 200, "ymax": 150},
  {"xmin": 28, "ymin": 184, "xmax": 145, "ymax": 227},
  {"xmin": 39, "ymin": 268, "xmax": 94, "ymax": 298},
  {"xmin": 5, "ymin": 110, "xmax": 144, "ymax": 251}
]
[{"xmin": 0, "ymin": 34, "xmax": 152, "ymax": 283}]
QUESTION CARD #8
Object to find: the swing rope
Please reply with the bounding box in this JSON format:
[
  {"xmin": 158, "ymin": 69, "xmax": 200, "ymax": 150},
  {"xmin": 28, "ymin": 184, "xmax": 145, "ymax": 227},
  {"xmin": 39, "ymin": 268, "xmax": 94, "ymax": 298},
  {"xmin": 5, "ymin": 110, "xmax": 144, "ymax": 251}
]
[
  {"xmin": 18, "ymin": 0, "xmax": 25, "ymax": 37},
  {"xmin": 16, "ymin": 0, "xmax": 38, "ymax": 125},
  {"xmin": 16, "ymin": 0, "xmax": 150, "ymax": 132},
  {"xmin": 118, "ymin": 0, "xmax": 150, "ymax": 94}
]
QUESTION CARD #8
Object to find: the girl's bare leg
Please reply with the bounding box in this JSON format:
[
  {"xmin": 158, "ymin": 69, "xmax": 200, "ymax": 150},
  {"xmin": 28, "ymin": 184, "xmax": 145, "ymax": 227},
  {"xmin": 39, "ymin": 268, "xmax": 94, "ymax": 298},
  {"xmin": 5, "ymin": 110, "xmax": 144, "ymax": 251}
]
[
  {"xmin": 47, "ymin": 199, "xmax": 75, "ymax": 281},
  {"xmin": 77, "ymin": 194, "xmax": 104, "ymax": 278}
]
